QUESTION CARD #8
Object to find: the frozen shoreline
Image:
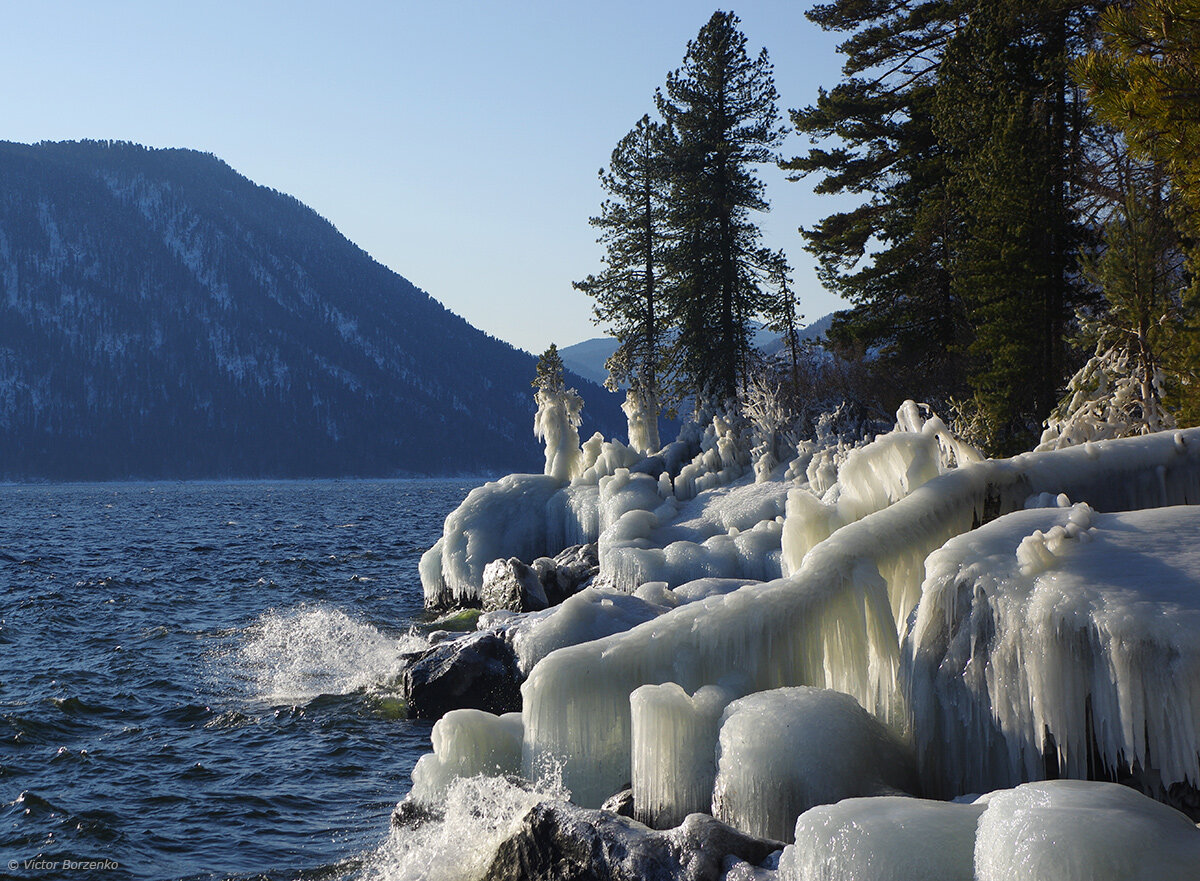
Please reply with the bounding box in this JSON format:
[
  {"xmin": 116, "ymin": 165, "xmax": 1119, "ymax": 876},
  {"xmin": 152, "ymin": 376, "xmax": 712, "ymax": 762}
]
[{"xmin": 382, "ymin": 412, "xmax": 1200, "ymax": 880}]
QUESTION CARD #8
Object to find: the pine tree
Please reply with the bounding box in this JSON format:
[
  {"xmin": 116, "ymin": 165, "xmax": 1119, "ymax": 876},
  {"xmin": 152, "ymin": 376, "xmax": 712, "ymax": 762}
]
[
  {"xmin": 935, "ymin": 0, "xmax": 1095, "ymax": 453},
  {"xmin": 785, "ymin": 0, "xmax": 967, "ymax": 409},
  {"xmin": 656, "ymin": 10, "xmax": 787, "ymax": 405},
  {"xmin": 1075, "ymin": 0, "xmax": 1200, "ymax": 422},
  {"xmin": 574, "ymin": 114, "xmax": 674, "ymax": 449}
]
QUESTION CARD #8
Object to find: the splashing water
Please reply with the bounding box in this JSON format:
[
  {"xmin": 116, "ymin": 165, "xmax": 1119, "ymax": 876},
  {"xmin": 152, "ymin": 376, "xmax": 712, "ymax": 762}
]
[
  {"xmin": 237, "ymin": 605, "xmax": 428, "ymax": 703},
  {"xmin": 359, "ymin": 772, "xmax": 570, "ymax": 881}
]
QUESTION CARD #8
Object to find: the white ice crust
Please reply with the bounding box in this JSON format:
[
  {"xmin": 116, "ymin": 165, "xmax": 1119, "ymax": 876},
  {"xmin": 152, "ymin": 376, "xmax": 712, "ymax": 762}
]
[
  {"xmin": 779, "ymin": 796, "xmax": 984, "ymax": 881},
  {"xmin": 905, "ymin": 503, "xmax": 1200, "ymax": 798},
  {"xmin": 711, "ymin": 687, "xmax": 916, "ymax": 842},
  {"xmin": 973, "ymin": 780, "xmax": 1200, "ymax": 881},
  {"xmin": 409, "ymin": 709, "xmax": 524, "ymax": 802}
]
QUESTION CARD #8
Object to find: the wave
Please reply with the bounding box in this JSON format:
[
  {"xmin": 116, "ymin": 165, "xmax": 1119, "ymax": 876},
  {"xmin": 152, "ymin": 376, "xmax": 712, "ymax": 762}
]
[
  {"xmin": 357, "ymin": 774, "xmax": 568, "ymax": 881},
  {"xmin": 234, "ymin": 606, "xmax": 427, "ymax": 705}
]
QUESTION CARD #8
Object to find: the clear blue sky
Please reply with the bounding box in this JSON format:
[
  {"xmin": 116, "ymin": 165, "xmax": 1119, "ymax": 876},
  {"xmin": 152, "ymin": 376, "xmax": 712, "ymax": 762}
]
[{"xmin": 4, "ymin": 1, "xmax": 851, "ymax": 355}]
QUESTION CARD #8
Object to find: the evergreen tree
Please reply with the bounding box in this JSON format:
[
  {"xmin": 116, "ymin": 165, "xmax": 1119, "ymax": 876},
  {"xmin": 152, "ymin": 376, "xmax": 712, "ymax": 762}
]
[
  {"xmin": 785, "ymin": 0, "xmax": 967, "ymax": 409},
  {"xmin": 656, "ymin": 10, "xmax": 787, "ymax": 405},
  {"xmin": 1075, "ymin": 0, "xmax": 1200, "ymax": 421},
  {"xmin": 574, "ymin": 114, "xmax": 674, "ymax": 447},
  {"xmin": 935, "ymin": 0, "xmax": 1095, "ymax": 453}
]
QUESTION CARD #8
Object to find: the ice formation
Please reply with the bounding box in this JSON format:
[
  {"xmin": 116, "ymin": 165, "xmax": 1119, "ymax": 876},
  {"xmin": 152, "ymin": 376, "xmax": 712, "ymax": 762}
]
[
  {"xmin": 533, "ymin": 381, "xmax": 584, "ymax": 482},
  {"xmin": 622, "ymin": 384, "xmax": 661, "ymax": 456},
  {"xmin": 409, "ymin": 709, "xmax": 524, "ymax": 802},
  {"xmin": 522, "ymin": 428, "xmax": 1200, "ymax": 807},
  {"xmin": 973, "ymin": 780, "xmax": 1200, "ymax": 881},
  {"xmin": 710, "ymin": 688, "xmax": 917, "ymax": 842},
  {"xmin": 777, "ymin": 781, "xmax": 1200, "ymax": 881},
  {"xmin": 904, "ymin": 503, "xmax": 1200, "ymax": 799},
  {"xmin": 778, "ymin": 796, "xmax": 985, "ymax": 881},
  {"xmin": 630, "ymin": 682, "xmax": 736, "ymax": 828},
  {"xmin": 486, "ymin": 585, "xmax": 672, "ymax": 675}
]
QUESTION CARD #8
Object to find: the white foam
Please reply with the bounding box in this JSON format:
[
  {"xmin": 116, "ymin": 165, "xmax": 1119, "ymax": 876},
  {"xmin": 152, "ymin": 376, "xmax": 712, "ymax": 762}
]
[{"xmin": 236, "ymin": 605, "xmax": 421, "ymax": 703}]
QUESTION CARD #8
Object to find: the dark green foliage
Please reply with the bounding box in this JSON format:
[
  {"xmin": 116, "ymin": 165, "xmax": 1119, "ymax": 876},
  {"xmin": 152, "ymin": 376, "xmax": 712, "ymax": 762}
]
[
  {"xmin": 786, "ymin": 1, "xmax": 967, "ymax": 411},
  {"xmin": 533, "ymin": 343, "xmax": 567, "ymax": 393},
  {"xmin": 1076, "ymin": 0, "xmax": 1200, "ymax": 423},
  {"xmin": 656, "ymin": 10, "xmax": 788, "ymax": 403},
  {"xmin": 936, "ymin": 0, "xmax": 1094, "ymax": 453},
  {"xmin": 573, "ymin": 116, "xmax": 674, "ymax": 404}
]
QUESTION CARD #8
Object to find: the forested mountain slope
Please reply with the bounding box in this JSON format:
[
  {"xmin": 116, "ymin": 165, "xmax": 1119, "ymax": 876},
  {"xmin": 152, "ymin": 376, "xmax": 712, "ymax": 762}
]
[{"xmin": 0, "ymin": 140, "xmax": 619, "ymax": 479}]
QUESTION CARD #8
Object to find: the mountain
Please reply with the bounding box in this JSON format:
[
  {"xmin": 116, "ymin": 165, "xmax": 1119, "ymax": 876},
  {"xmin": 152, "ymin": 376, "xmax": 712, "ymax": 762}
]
[
  {"xmin": 0, "ymin": 140, "xmax": 621, "ymax": 480},
  {"xmin": 560, "ymin": 313, "xmax": 836, "ymax": 388}
]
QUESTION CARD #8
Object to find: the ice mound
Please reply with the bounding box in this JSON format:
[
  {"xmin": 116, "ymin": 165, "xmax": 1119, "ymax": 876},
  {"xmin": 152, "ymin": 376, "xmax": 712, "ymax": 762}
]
[
  {"xmin": 905, "ymin": 504, "xmax": 1200, "ymax": 799},
  {"xmin": 974, "ymin": 780, "xmax": 1200, "ymax": 881},
  {"xmin": 419, "ymin": 475, "xmax": 569, "ymax": 608},
  {"xmin": 779, "ymin": 796, "xmax": 984, "ymax": 881},
  {"xmin": 522, "ymin": 429, "xmax": 1200, "ymax": 809},
  {"xmin": 499, "ymin": 585, "xmax": 672, "ymax": 675},
  {"xmin": 630, "ymin": 681, "xmax": 736, "ymax": 828},
  {"xmin": 410, "ymin": 709, "xmax": 524, "ymax": 802},
  {"xmin": 600, "ymin": 471, "xmax": 790, "ymax": 592},
  {"xmin": 778, "ymin": 781, "xmax": 1200, "ymax": 881},
  {"xmin": 711, "ymin": 687, "xmax": 918, "ymax": 842}
]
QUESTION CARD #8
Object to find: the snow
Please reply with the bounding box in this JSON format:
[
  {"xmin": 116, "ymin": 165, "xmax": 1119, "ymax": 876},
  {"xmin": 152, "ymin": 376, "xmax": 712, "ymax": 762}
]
[
  {"xmin": 711, "ymin": 688, "xmax": 917, "ymax": 842},
  {"xmin": 973, "ymin": 780, "xmax": 1200, "ymax": 881},
  {"xmin": 779, "ymin": 796, "xmax": 984, "ymax": 881},
  {"xmin": 904, "ymin": 503, "xmax": 1200, "ymax": 799},
  {"xmin": 409, "ymin": 709, "xmax": 524, "ymax": 802}
]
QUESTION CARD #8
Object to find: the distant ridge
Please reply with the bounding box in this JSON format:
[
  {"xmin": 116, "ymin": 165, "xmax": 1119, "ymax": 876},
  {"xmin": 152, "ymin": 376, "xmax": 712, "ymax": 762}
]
[
  {"xmin": 0, "ymin": 140, "xmax": 620, "ymax": 480},
  {"xmin": 560, "ymin": 313, "xmax": 836, "ymax": 389}
]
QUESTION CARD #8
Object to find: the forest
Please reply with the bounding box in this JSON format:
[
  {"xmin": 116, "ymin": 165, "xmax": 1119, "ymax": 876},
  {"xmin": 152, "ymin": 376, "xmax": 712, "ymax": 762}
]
[{"xmin": 573, "ymin": 2, "xmax": 1200, "ymax": 457}]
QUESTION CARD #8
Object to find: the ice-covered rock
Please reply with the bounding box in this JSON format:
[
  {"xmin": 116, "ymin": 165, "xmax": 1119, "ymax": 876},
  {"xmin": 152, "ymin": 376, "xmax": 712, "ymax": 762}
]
[
  {"xmin": 521, "ymin": 429, "xmax": 1200, "ymax": 808},
  {"xmin": 711, "ymin": 688, "xmax": 918, "ymax": 842},
  {"xmin": 631, "ymin": 682, "xmax": 737, "ymax": 828},
  {"xmin": 778, "ymin": 796, "xmax": 984, "ymax": 881},
  {"xmin": 507, "ymin": 586, "xmax": 671, "ymax": 676},
  {"xmin": 905, "ymin": 503, "xmax": 1200, "ymax": 802},
  {"xmin": 402, "ymin": 631, "xmax": 523, "ymax": 719},
  {"xmin": 481, "ymin": 557, "xmax": 549, "ymax": 613},
  {"xmin": 531, "ymin": 542, "xmax": 600, "ymax": 605},
  {"xmin": 973, "ymin": 780, "xmax": 1200, "ymax": 881},
  {"xmin": 409, "ymin": 709, "xmax": 524, "ymax": 802},
  {"xmin": 485, "ymin": 801, "xmax": 783, "ymax": 881},
  {"xmin": 420, "ymin": 474, "xmax": 569, "ymax": 608}
]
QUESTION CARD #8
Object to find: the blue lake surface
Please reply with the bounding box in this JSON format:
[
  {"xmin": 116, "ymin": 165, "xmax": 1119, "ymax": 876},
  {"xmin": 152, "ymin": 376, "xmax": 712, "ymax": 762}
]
[{"xmin": 0, "ymin": 479, "xmax": 478, "ymax": 881}]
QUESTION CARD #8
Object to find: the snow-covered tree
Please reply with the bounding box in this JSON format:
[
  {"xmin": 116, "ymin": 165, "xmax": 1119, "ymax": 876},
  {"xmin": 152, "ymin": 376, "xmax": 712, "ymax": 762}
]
[{"xmin": 532, "ymin": 344, "xmax": 584, "ymax": 481}]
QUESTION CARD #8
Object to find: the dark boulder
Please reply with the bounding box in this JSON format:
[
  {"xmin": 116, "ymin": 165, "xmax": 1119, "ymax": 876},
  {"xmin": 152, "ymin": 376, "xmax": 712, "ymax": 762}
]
[
  {"xmin": 402, "ymin": 630, "xmax": 523, "ymax": 719},
  {"xmin": 533, "ymin": 543, "xmax": 600, "ymax": 605},
  {"xmin": 481, "ymin": 557, "xmax": 549, "ymax": 613},
  {"xmin": 486, "ymin": 801, "xmax": 782, "ymax": 881}
]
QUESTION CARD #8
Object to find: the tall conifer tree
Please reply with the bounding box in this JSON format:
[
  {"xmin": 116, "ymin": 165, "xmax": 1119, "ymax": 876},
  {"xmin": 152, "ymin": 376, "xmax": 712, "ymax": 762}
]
[
  {"xmin": 785, "ymin": 1, "xmax": 966, "ymax": 407},
  {"xmin": 574, "ymin": 115, "xmax": 675, "ymax": 439},
  {"xmin": 656, "ymin": 10, "xmax": 786, "ymax": 404}
]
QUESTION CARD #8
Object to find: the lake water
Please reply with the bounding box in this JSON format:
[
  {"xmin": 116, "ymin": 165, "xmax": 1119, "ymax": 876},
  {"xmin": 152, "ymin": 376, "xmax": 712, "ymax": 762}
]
[{"xmin": 0, "ymin": 479, "xmax": 478, "ymax": 881}]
